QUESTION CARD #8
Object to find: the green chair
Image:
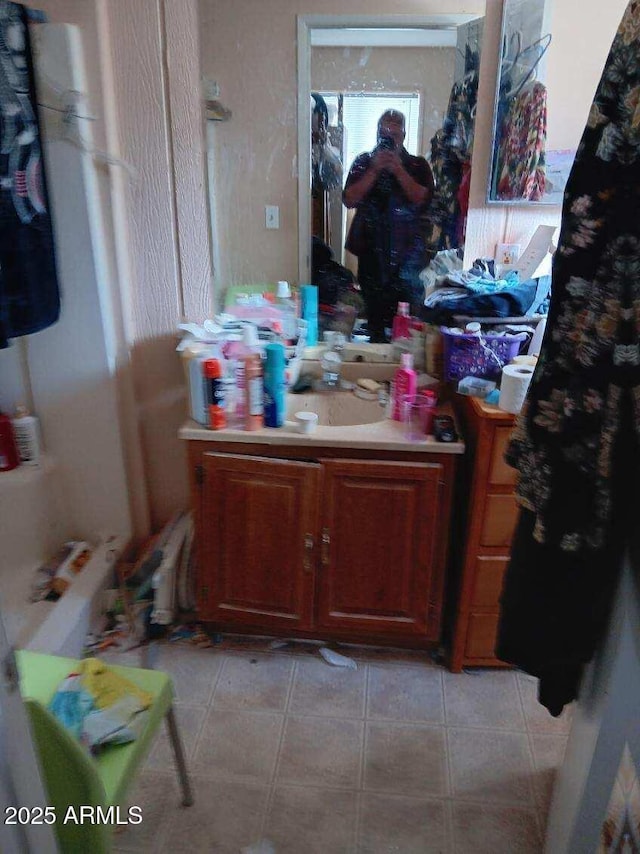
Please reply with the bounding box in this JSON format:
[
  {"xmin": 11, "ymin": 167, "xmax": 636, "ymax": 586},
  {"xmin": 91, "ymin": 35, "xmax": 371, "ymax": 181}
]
[{"xmin": 17, "ymin": 649, "xmax": 193, "ymax": 853}]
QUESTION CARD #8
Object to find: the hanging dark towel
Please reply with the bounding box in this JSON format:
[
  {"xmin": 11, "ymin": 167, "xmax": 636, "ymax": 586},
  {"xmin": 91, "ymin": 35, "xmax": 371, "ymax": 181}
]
[
  {"xmin": 0, "ymin": 1, "xmax": 59, "ymax": 349},
  {"xmin": 496, "ymin": 0, "xmax": 640, "ymax": 716}
]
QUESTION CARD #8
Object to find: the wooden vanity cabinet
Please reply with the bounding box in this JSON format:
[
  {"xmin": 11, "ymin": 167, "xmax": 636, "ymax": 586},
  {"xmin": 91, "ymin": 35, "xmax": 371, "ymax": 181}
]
[
  {"xmin": 318, "ymin": 459, "xmax": 445, "ymax": 641},
  {"xmin": 199, "ymin": 453, "xmax": 320, "ymax": 632},
  {"xmin": 449, "ymin": 396, "xmax": 518, "ymax": 671},
  {"xmin": 187, "ymin": 440, "xmax": 457, "ymax": 648}
]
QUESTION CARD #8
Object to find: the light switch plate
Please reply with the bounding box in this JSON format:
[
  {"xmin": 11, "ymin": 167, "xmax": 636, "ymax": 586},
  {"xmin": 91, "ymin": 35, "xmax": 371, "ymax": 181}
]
[
  {"xmin": 202, "ymin": 77, "xmax": 220, "ymax": 99},
  {"xmin": 265, "ymin": 205, "xmax": 280, "ymax": 229}
]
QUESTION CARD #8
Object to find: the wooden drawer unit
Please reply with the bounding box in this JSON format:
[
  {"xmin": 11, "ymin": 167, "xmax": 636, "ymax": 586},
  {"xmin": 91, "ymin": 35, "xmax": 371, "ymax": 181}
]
[
  {"xmin": 470, "ymin": 557, "xmax": 510, "ymax": 610},
  {"xmin": 450, "ymin": 396, "xmax": 518, "ymax": 671},
  {"xmin": 464, "ymin": 614, "xmax": 501, "ymax": 659},
  {"xmin": 489, "ymin": 427, "xmax": 518, "ymax": 486},
  {"xmin": 480, "ymin": 495, "xmax": 519, "ymax": 547}
]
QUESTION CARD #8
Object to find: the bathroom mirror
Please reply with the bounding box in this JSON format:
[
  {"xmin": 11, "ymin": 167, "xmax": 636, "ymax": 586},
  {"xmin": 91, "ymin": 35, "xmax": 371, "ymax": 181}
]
[
  {"xmin": 199, "ymin": 0, "xmax": 627, "ymax": 337},
  {"xmin": 487, "ymin": 0, "xmax": 628, "ymax": 205},
  {"xmin": 301, "ymin": 14, "xmax": 485, "ymax": 340}
]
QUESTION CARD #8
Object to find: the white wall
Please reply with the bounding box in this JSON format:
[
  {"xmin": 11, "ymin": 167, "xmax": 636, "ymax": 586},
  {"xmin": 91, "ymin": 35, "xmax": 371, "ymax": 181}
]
[
  {"xmin": 31, "ymin": 26, "xmax": 132, "ymax": 544},
  {"xmin": 102, "ymin": 0, "xmax": 214, "ymax": 530},
  {"xmin": 546, "ymin": 0, "xmax": 628, "ymax": 152}
]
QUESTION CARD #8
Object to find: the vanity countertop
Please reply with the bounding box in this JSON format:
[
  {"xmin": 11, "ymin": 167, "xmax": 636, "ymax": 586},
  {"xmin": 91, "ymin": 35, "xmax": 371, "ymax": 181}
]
[{"xmin": 179, "ymin": 403, "xmax": 465, "ymax": 455}]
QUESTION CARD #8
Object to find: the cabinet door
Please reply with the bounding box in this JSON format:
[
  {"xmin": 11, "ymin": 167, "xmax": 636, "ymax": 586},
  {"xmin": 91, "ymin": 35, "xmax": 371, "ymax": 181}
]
[
  {"xmin": 200, "ymin": 453, "xmax": 320, "ymax": 630},
  {"xmin": 317, "ymin": 459, "xmax": 444, "ymax": 640}
]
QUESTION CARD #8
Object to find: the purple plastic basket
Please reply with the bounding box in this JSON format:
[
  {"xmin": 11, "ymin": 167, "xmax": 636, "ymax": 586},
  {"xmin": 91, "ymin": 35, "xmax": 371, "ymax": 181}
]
[{"xmin": 440, "ymin": 327, "xmax": 528, "ymax": 381}]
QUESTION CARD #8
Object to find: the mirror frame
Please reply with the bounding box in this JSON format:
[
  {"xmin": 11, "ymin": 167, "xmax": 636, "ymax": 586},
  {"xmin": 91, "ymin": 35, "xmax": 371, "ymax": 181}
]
[{"xmin": 297, "ymin": 13, "xmax": 486, "ymax": 284}]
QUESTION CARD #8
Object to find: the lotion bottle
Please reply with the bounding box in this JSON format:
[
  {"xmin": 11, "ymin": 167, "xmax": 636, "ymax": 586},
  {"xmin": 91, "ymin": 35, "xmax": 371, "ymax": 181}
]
[
  {"xmin": 12, "ymin": 405, "xmax": 41, "ymax": 465},
  {"xmin": 230, "ymin": 324, "xmax": 261, "ymax": 425},
  {"xmin": 392, "ymin": 353, "xmax": 417, "ymax": 421},
  {"xmin": 244, "ymin": 353, "xmax": 264, "ymax": 431}
]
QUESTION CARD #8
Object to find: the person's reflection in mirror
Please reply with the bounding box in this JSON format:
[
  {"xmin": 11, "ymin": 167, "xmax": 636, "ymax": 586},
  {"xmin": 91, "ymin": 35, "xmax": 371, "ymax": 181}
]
[{"xmin": 343, "ymin": 110, "xmax": 434, "ymax": 343}]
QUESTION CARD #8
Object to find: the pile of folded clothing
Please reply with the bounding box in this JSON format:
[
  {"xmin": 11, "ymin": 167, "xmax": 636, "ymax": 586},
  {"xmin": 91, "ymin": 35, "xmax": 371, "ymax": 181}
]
[{"xmin": 420, "ymin": 256, "xmax": 548, "ymax": 324}]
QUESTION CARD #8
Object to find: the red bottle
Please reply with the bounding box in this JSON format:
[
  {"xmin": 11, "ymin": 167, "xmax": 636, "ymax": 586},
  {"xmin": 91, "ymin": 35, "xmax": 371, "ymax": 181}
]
[
  {"xmin": 391, "ymin": 302, "xmax": 411, "ymax": 341},
  {"xmin": 0, "ymin": 412, "xmax": 20, "ymax": 471}
]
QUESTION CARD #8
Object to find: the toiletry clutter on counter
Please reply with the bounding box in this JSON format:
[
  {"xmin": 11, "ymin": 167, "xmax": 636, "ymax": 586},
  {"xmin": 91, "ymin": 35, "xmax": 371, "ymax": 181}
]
[
  {"xmin": 179, "ymin": 283, "xmax": 313, "ymax": 431},
  {"xmin": 182, "ymin": 324, "xmax": 446, "ymax": 441},
  {"xmin": 178, "ymin": 286, "xmax": 441, "ymax": 437}
]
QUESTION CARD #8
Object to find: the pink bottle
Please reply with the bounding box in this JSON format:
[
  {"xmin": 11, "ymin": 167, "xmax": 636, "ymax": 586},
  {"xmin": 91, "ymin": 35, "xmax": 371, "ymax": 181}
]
[
  {"xmin": 391, "ymin": 302, "xmax": 411, "ymax": 341},
  {"xmin": 224, "ymin": 325, "xmax": 261, "ymax": 426},
  {"xmin": 392, "ymin": 353, "xmax": 417, "ymax": 421}
]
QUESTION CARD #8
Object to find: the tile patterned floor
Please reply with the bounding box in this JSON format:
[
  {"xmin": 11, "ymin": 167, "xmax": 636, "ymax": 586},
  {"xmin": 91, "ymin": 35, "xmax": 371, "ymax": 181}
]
[{"xmin": 110, "ymin": 639, "xmax": 571, "ymax": 854}]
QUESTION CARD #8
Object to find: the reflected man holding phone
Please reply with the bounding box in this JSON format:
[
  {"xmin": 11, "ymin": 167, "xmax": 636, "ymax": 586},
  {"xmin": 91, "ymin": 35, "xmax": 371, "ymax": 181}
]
[{"xmin": 343, "ymin": 110, "xmax": 434, "ymax": 342}]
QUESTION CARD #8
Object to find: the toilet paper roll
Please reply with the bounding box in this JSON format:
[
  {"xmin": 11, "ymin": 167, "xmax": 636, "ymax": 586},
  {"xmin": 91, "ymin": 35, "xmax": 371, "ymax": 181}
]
[{"xmin": 499, "ymin": 364, "xmax": 535, "ymax": 414}]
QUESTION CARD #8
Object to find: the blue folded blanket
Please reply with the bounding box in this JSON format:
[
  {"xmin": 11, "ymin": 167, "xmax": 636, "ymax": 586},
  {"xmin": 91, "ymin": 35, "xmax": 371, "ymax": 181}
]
[{"xmin": 422, "ymin": 283, "xmax": 538, "ymax": 323}]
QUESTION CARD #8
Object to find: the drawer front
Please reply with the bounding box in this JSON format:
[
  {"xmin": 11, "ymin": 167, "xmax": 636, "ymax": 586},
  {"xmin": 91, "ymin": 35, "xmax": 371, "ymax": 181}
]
[
  {"xmin": 471, "ymin": 556, "xmax": 510, "ymax": 610},
  {"xmin": 480, "ymin": 495, "xmax": 519, "ymax": 548},
  {"xmin": 489, "ymin": 427, "xmax": 517, "ymax": 486},
  {"xmin": 465, "ymin": 613, "xmax": 500, "ymax": 659}
]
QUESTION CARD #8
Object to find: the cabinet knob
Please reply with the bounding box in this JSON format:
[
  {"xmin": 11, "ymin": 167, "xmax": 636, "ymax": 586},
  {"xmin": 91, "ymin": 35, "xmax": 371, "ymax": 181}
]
[
  {"xmin": 321, "ymin": 528, "xmax": 330, "ymax": 567},
  {"xmin": 303, "ymin": 534, "xmax": 314, "ymax": 573}
]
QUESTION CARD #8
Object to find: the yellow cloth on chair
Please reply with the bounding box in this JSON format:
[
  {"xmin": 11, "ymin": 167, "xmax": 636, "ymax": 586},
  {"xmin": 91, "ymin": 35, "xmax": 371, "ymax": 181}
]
[{"xmin": 80, "ymin": 658, "xmax": 152, "ymax": 710}]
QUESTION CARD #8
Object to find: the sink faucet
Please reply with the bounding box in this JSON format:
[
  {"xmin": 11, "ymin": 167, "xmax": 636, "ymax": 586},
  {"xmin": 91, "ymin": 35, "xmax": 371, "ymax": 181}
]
[
  {"xmin": 319, "ymin": 331, "xmax": 345, "ymax": 388},
  {"xmin": 321, "ymin": 348, "xmax": 342, "ymax": 387}
]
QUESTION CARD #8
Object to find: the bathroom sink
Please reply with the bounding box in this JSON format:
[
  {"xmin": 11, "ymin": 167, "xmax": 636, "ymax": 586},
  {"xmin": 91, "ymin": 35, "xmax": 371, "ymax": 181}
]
[{"xmin": 287, "ymin": 392, "xmax": 386, "ymax": 427}]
